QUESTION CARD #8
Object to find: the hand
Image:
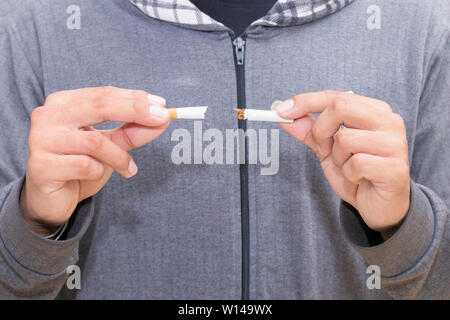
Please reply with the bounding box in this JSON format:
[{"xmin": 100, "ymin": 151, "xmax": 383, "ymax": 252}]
[
  {"xmin": 20, "ymin": 86, "xmax": 170, "ymax": 236},
  {"xmin": 276, "ymin": 90, "xmax": 410, "ymax": 234}
]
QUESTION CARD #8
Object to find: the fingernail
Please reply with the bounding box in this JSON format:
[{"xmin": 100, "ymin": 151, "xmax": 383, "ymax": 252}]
[
  {"xmin": 148, "ymin": 94, "xmax": 166, "ymax": 106},
  {"xmin": 149, "ymin": 106, "xmax": 169, "ymax": 121},
  {"xmin": 128, "ymin": 159, "xmax": 138, "ymax": 177},
  {"xmin": 276, "ymin": 99, "xmax": 294, "ymax": 114}
]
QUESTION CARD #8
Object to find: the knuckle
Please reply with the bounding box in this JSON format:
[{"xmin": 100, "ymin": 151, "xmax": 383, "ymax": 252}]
[
  {"xmin": 92, "ymin": 97, "xmax": 109, "ymax": 122},
  {"xmin": 99, "ymin": 86, "xmax": 117, "ymax": 96},
  {"xmin": 380, "ymin": 101, "xmax": 392, "ymax": 112},
  {"xmin": 382, "ymin": 136, "xmax": 397, "ymax": 152},
  {"xmin": 28, "ymin": 131, "xmax": 43, "ymax": 149},
  {"xmin": 74, "ymin": 157, "xmax": 93, "ymax": 176},
  {"xmin": 85, "ymin": 132, "xmax": 104, "ymax": 151},
  {"xmin": 330, "ymin": 96, "xmax": 347, "ymax": 115},
  {"xmin": 395, "ymin": 159, "xmax": 410, "ymax": 180},
  {"xmin": 291, "ymin": 94, "xmax": 302, "ymax": 105},
  {"xmin": 323, "ymin": 90, "xmax": 340, "ymax": 100},
  {"xmin": 335, "ymin": 130, "xmax": 351, "ymax": 150},
  {"xmin": 44, "ymin": 92, "xmax": 62, "ymax": 105},
  {"xmin": 131, "ymin": 100, "xmax": 140, "ymax": 116},
  {"xmin": 27, "ymin": 154, "xmax": 45, "ymax": 176},
  {"xmin": 93, "ymin": 96, "xmax": 108, "ymax": 110},
  {"xmin": 350, "ymin": 154, "xmax": 365, "ymax": 171},
  {"xmin": 91, "ymin": 163, "xmax": 105, "ymax": 180},
  {"xmin": 391, "ymin": 113, "xmax": 406, "ymax": 130},
  {"xmin": 391, "ymin": 136, "xmax": 408, "ymax": 153},
  {"xmin": 331, "ymin": 155, "xmax": 340, "ymax": 168},
  {"xmin": 331, "ymin": 148, "xmax": 343, "ymax": 167},
  {"xmin": 30, "ymin": 107, "xmax": 47, "ymax": 125},
  {"xmin": 131, "ymin": 90, "xmax": 148, "ymax": 101}
]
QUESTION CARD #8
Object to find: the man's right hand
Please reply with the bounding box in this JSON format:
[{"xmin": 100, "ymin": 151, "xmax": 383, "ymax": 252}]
[{"xmin": 19, "ymin": 87, "xmax": 170, "ymax": 236}]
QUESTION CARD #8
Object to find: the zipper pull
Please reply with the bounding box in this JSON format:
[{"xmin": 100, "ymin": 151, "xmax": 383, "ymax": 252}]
[{"xmin": 233, "ymin": 37, "xmax": 246, "ymax": 65}]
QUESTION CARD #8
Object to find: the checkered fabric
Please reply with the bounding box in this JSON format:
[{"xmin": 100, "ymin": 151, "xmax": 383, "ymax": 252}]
[{"xmin": 130, "ymin": 0, "xmax": 354, "ymax": 32}]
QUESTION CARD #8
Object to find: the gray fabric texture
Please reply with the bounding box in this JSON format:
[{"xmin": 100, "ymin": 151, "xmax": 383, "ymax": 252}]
[{"xmin": 0, "ymin": 0, "xmax": 449, "ymax": 299}]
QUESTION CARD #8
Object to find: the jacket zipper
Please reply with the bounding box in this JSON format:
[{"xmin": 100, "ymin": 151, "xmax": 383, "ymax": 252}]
[{"xmin": 232, "ymin": 35, "xmax": 250, "ymax": 300}]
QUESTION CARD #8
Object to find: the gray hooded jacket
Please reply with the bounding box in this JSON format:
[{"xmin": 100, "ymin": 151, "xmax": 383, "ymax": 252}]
[{"xmin": 0, "ymin": 0, "xmax": 449, "ymax": 299}]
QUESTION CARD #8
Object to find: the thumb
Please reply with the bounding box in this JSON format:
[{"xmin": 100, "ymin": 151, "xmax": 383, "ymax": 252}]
[
  {"xmin": 79, "ymin": 165, "xmax": 114, "ymax": 201},
  {"xmin": 103, "ymin": 121, "xmax": 170, "ymax": 151}
]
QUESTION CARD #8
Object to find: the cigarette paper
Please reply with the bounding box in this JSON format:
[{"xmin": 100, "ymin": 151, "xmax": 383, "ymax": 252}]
[
  {"xmin": 168, "ymin": 106, "xmax": 208, "ymax": 120},
  {"xmin": 234, "ymin": 108, "xmax": 293, "ymax": 123}
]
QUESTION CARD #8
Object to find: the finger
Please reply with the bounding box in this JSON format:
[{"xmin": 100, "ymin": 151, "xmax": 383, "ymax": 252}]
[
  {"xmin": 102, "ymin": 121, "xmax": 170, "ymax": 151},
  {"xmin": 341, "ymin": 153, "xmax": 409, "ymax": 186},
  {"xmin": 40, "ymin": 130, "xmax": 137, "ymax": 178},
  {"xmin": 332, "ymin": 128, "xmax": 408, "ymax": 168},
  {"xmin": 310, "ymin": 98, "xmax": 393, "ymax": 156},
  {"xmin": 37, "ymin": 96, "xmax": 170, "ymax": 128},
  {"xmin": 29, "ymin": 154, "xmax": 106, "ymax": 182},
  {"xmin": 278, "ymin": 115, "xmax": 320, "ymax": 154},
  {"xmin": 45, "ymin": 86, "xmax": 166, "ymax": 107},
  {"xmin": 276, "ymin": 90, "xmax": 392, "ymax": 120}
]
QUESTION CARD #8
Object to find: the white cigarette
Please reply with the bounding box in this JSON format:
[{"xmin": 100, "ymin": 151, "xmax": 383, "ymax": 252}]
[
  {"xmin": 168, "ymin": 106, "xmax": 208, "ymax": 120},
  {"xmin": 234, "ymin": 108, "xmax": 293, "ymax": 123}
]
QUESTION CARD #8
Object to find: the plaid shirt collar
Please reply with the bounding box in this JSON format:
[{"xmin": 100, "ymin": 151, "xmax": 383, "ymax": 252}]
[{"xmin": 130, "ymin": 0, "xmax": 354, "ymax": 32}]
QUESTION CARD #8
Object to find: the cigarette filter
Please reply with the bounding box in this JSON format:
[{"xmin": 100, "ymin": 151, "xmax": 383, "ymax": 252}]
[
  {"xmin": 168, "ymin": 106, "xmax": 208, "ymax": 120},
  {"xmin": 234, "ymin": 108, "xmax": 293, "ymax": 123}
]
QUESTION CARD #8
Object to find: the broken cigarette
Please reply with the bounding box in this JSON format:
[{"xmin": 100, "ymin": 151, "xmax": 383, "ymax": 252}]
[
  {"xmin": 234, "ymin": 108, "xmax": 293, "ymax": 123},
  {"xmin": 233, "ymin": 94, "xmax": 354, "ymax": 123},
  {"xmin": 168, "ymin": 106, "xmax": 208, "ymax": 120}
]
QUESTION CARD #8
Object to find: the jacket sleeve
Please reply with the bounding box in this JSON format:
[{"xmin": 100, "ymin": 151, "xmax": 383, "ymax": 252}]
[
  {"xmin": 340, "ymin": 22, "xmax": 450, "ymax": 299},
  {"xmin": 0, "ymin": 15, "xmax": 94, "ymax": 299}
]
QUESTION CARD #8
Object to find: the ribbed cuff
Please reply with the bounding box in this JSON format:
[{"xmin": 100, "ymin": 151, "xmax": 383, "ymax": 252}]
[
  {"xmin": 0, "ymin": 177, "xmax": 95, "ymax": 275},
  {"xmin": 340, "ymin": 180, "xmax": 435, "ymax": 277}
]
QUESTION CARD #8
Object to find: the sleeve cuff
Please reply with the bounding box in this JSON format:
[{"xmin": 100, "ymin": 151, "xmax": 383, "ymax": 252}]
[
  {"xmin": 0, "ymin": 177, "xmax": 95, "ymax": 275},
  {"xmin": 339, "ymin": 180, "xmax": 435, "ymax": 277}
]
